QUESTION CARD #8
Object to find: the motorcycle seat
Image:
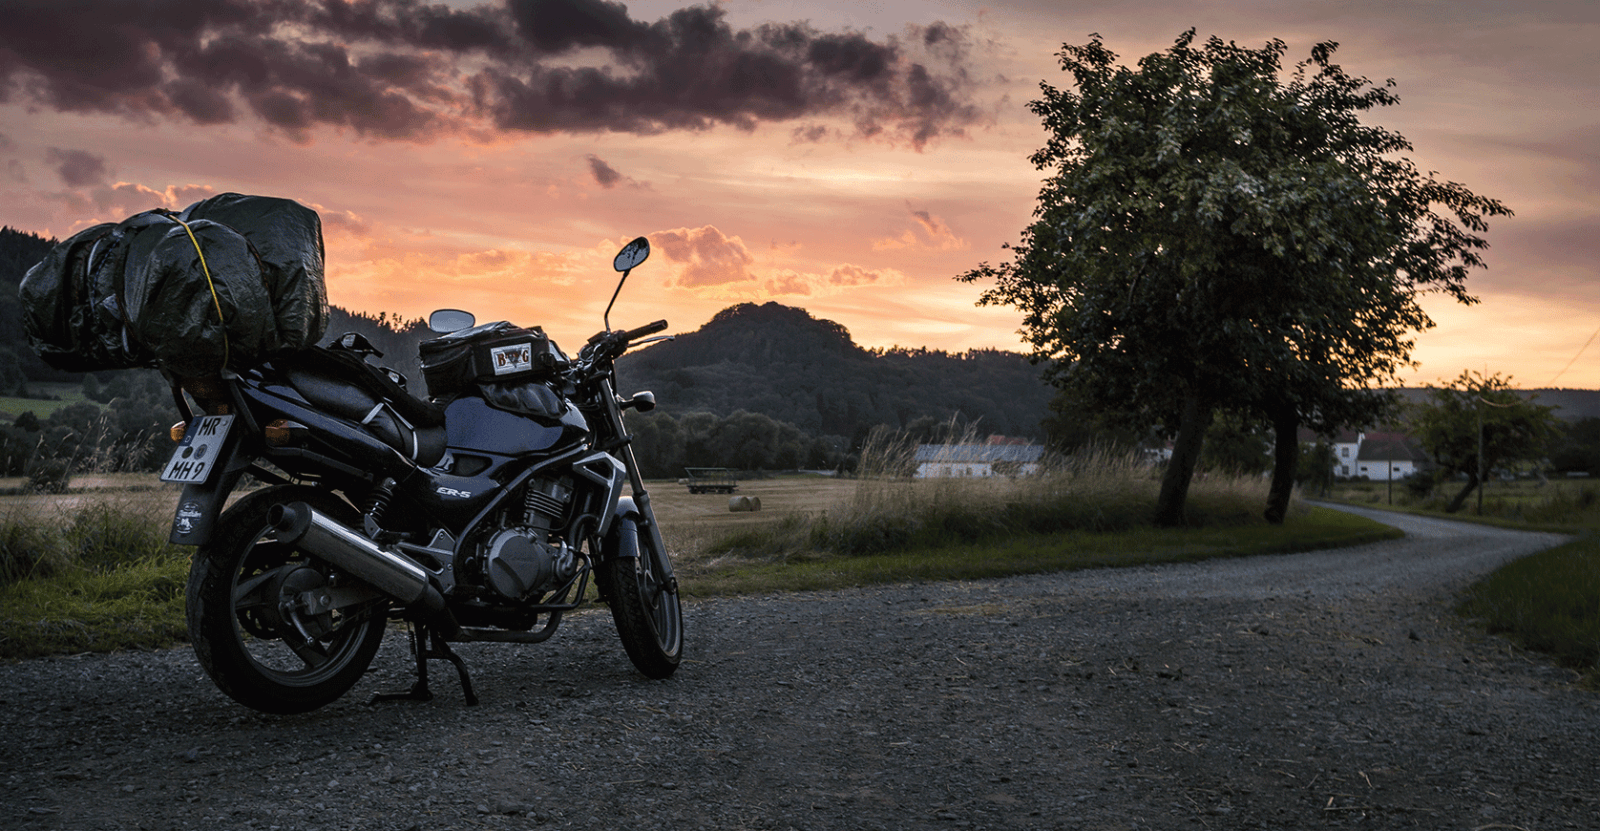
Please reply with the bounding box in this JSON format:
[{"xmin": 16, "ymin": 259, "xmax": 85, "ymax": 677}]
[{"xmin": 273, "ymin": 349, "xmax": 447, "ymax": 467}]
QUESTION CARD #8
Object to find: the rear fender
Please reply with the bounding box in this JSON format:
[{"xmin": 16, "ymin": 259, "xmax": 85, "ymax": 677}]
[{"xmin": 168, "ymin": 426, "xmax": 254, "ymax": 546}]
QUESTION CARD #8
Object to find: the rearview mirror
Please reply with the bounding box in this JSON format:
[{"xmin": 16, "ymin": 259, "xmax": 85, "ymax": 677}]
[
  {"xmin": 613, "ymin": 236, "xmax": 649, "ymax": 273},
  {"xmin": 428, "ymin": 309, "xmax": 476, "ymax": 334}
]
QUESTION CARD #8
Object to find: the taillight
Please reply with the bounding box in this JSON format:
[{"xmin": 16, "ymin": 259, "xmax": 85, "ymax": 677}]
[{"xmin": 263, "ymin": 419, "xmax": 307, "ymax": 446}]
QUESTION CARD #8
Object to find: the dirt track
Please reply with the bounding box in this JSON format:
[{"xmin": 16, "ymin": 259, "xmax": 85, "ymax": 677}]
[{"xmin": 2, "ymin": 506, "xmax": 1595, "ymax": 830}]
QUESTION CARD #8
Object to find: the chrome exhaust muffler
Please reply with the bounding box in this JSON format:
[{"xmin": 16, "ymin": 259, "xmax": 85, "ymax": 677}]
[{"xmin": 268, "ymin": 501, "xmax": 445, "ymax": 614}]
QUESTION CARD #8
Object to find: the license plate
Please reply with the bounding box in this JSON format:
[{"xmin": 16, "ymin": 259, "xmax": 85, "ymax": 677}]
[{"xmin": 160, "ymin": 415, "xmax": 234, "ymax": 484}]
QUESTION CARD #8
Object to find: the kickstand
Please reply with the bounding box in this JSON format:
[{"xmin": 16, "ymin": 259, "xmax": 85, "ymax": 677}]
[{"xmin": 369, "ymin": 622, "xmax": 478, "ymax": 706}]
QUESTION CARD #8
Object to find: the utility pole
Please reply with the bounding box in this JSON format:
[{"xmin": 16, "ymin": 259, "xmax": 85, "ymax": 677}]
[
  {"xmin": 1476, "ymin": 403, "xmax": 1484, "ymax": 515},
  {"xmin": 1474, "ymin": 393, "xmax": 1516, "ymax": 516}
]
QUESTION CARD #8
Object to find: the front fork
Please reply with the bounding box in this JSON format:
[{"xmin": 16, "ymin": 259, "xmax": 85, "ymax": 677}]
[{"xmin": 596, "ymin": 376, "xmax": 678, "ymax": 595}]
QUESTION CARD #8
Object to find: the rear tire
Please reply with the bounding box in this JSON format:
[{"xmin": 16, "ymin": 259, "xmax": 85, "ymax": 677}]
[
  {"xmin": 598, "ymin": 516, "xmax": 682, "ymax": 679},
  {"xmin": 186, "ymin": 486, "xmax": 388, "ymax": 714}
]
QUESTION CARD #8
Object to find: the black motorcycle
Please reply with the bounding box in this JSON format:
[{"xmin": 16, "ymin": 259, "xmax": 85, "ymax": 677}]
[{"xmin": 163, "ymin": 236, "xmax": 682, "ymax": 713}]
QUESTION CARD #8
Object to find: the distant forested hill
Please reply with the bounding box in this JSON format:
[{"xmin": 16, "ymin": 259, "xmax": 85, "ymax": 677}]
[
  {"xmin": 615, "ymin": 302, "xmax": 1052, "ymax": 442},
  {"xmin": 0, "ymin": 227, "xmax": 69, "ymax": 387},
  {"xmin": 1392, "ymin": 386, "xmax": 1600, "ymax": 422}
]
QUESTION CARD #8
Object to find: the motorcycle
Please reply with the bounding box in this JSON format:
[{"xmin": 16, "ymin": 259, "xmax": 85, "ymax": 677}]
[{"xmin": 163, "ymin": 236, "xmax": 682, "ymax": 713}]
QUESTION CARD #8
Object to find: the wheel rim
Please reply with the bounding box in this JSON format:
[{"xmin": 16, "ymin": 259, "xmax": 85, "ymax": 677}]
[
  {"xmin": 227, "ymin": 528, "xmax": 382, "ymax": 687},
  {"xmin": 634, "ymin": 551, "xmax": 682, "ymax": 655}
]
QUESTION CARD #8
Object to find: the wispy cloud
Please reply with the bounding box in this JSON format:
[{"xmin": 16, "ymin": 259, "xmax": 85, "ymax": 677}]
[{"xmin": 873, "ymin": 206, "xmax": 968, "ymax": 251}]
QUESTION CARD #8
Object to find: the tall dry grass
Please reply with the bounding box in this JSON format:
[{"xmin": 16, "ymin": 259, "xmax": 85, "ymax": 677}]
[
  {"xmin": 1, "ymin": 490, "xmax": 184, "ymax": 584},
  {"xmin": 0, "ymin": 491, "xmax": 191, "ymax": 658},
  {"xmin": 703, "ymin": 427, "xmax": 1284, "ymax": 562}
]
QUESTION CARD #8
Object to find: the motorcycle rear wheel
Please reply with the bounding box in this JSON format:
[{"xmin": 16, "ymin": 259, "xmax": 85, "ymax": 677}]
[
  {"xmin": 186, "ymin": 486, "xmax": 388, "ymax": 714},
  {"xmin": 598, "ymin": 516, "xmax": 683, "ymax": 679}
]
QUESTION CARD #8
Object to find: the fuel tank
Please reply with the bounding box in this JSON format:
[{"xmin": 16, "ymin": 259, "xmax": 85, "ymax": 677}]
[{"xmin": 442, "ymin": 385, "xmax": 588, "ymax": 456}]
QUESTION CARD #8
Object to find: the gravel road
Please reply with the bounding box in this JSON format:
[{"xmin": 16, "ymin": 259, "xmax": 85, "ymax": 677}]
[{"xmin": 3, "ymin": 506, "xmax": 1596, "ymax": 830}]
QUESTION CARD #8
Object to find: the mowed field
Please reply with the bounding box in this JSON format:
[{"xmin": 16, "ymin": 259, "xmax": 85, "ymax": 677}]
[{"xmin": 647, "ymin": 475, "xmax": 856, "ymax": 559}]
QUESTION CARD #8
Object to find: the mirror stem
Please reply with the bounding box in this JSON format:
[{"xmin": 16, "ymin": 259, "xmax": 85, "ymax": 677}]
[{"xmin": 603, "ymin": 269, "xmax": 631, "ymax": 332}]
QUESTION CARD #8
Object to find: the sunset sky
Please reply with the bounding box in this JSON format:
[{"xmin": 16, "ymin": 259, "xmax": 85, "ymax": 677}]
[{"xmin": 2, "ymin": 0, "xmax": 1595, "ymax": 389}]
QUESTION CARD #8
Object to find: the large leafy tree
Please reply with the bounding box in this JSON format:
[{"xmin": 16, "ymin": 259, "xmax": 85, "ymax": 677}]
[
  {"xmin": 960, "ymin": 31, "xmax": 1510, "ymax": 525},
  {"xmin": 1409, "ymin": 371, "xmax": 1557, "ymax": 513}
]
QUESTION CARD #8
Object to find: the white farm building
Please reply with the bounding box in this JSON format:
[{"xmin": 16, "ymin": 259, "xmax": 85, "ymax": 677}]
[{"xmin": 914, "ymin": 442, "xmax": 1046, "ymax": 478}]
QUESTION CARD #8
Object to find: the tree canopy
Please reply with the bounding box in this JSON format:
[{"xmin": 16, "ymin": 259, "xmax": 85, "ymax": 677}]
[
  {"xmin": 959, "ymin": 30, "xmax": 1511, "ymax": 524},
  {"xmin": 1408, "ymin": 371, "xmax": 1558, "ymax": 513}
]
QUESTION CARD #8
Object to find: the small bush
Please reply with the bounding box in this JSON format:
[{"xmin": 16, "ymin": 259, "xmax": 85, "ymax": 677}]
[{"xmin": 25, "ymin": 458, "xmax": 72, "ymax": 494}]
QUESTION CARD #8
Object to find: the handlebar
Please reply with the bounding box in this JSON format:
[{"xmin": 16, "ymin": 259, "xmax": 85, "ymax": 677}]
[
  {"xmin": 579, "ymin": 320, "xmax": 670, "ymax": 365},
  {"xmin": 623, "ymin": 320, "xmax": 669, "ymax": 341}
]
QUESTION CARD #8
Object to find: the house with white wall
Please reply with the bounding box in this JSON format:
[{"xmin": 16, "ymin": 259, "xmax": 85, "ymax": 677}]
[
  {"xmin": 1299, "ymin": 427, "xmax": 1430, "ymax": 480},
  {"xmin": 1353, "ymin": 431, "xmax": 1428, "ymax": 480},
  {"xmin": 1330, "ymin": 429, "xmax": 1363, "ymax": 478},
  {"xmin": 914, "ymin": 440, "xmax": 1045, "ymax": 478}
]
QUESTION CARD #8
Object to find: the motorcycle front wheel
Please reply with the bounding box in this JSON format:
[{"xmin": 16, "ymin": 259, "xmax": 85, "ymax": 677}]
[
  {"xmin": 186, "ymin": 486, "xmax": 388, "ymax": 714},
  {"xmin": 598, "ymin": 516, "xmax": 683, "ymax": 679}
]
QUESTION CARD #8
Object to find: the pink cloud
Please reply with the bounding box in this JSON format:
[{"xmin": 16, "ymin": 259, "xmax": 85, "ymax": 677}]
[{"xmin": 654, "ymin": 226, "xmax": 759, "ymax": 287}]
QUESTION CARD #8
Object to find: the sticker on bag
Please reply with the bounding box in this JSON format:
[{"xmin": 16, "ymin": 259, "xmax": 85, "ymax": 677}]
[
  {"xmin": 490, "ymin": 342, "xmax": 534, "ymax": 375},
  {"xmin": 160, "ymin": 415, "xmax": 233, "ymax": 484}
]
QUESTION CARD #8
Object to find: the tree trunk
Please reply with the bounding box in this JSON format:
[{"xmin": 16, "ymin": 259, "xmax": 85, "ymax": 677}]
[
  {"xmin": 1155, "ymin": 393, "xmax": 1212, "ymax": 527},
  {"xmin": 1264, "ymin": 407, "xmax": 1299, "ymax": 525},
  {"xmin": 1444, "ymin": 472, "xmax": 1479, "ymax": 513}
]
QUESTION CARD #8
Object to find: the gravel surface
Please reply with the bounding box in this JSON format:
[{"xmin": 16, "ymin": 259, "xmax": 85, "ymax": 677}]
[{"xmin": 3, "ymin": 506, "xmax": 1597, "ymax": 830}]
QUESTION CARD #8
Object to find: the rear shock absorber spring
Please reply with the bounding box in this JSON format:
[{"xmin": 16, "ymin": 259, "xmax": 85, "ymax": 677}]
[{"xmin": 362, "ymin": 477, "xmax": 398, "ymax": 537}]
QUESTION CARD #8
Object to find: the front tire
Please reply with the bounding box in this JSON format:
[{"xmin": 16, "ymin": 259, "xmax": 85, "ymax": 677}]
[
  {"xmin": 598, "ymin": 516, "xmax": 683, "ymax": 679},
  {"xmin": 186, "ymin": 486, "xmax": 388, "ymax": 714}
]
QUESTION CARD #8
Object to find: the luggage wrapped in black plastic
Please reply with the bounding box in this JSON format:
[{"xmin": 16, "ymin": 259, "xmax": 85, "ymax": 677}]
[
  {"xmin": 180, "ymin": 193, "xmax": 327, "ymax": 352},
  {"xmin": 17, "ymin": 194, "xmax": 327, "ymax": 377},
  {"xmin": 419, "ymin": 321, "xmax": 566, "ymax": 399}
]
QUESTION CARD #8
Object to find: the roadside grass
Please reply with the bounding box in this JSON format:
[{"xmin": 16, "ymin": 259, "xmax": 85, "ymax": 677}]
[
  {"xmin": 1, "ymin": 493, "xmax": 189, "ymax": 659},
  {"xmin": 1324, "ymin": 478, "xmax": 1600, "ymax": 531},
  {"xmin": 1457, "ymin": 534, "xmax": 1600, "ymax": 685},
  {"xmin": 1323, "ymin": 478, "xmax": 1600, "ymax": 682},
  {"xmin": 690, "ymin": 442, "xmax": 1288, "ymax": 563},
  {"xmin": 681, "ymin": 505, "xmax": 1398, "ymax": 597}
]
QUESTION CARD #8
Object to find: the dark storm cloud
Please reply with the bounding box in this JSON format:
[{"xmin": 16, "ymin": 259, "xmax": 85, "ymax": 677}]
[
  {"xmin": 0, "ymin": 0, "xmax": 983, "ymax": 147},
  {"xmin": 47, "ymin": 147, "xmax": 110, "ymax": 187}
]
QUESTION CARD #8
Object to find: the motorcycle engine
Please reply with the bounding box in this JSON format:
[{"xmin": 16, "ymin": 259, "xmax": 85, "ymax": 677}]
[{"xmin": 481, "ymin": 477, "xmax": 577, "ymax": 601}]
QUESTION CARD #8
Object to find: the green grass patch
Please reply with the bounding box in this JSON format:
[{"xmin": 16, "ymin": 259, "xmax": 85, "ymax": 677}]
[
  {"xmin": 1324, "ymin": 479, "xmax": 1600, "ymax": 532},
  {"xmin": 0, "ymin": 382, "xmax": 96, "ymax": 420},
  {"xmin": 0, "ymin": 554, "xmax": 190, "ymax": 659},
  {"xmin": 1458, "ymin": 534, "xmax": 1600, "ymax": 683},
  {"xmin": 1, "ymin": 493, "xmax": 191, "ymax": 659},
  {"xmin": 683, "ymin": 505, "xmax": 1400, "ymax": 597}
]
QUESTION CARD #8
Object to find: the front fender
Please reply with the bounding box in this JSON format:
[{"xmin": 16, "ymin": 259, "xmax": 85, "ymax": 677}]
[{"xmin": 602, "ymin": 498, "xmax": 642, "ymax": 560}]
